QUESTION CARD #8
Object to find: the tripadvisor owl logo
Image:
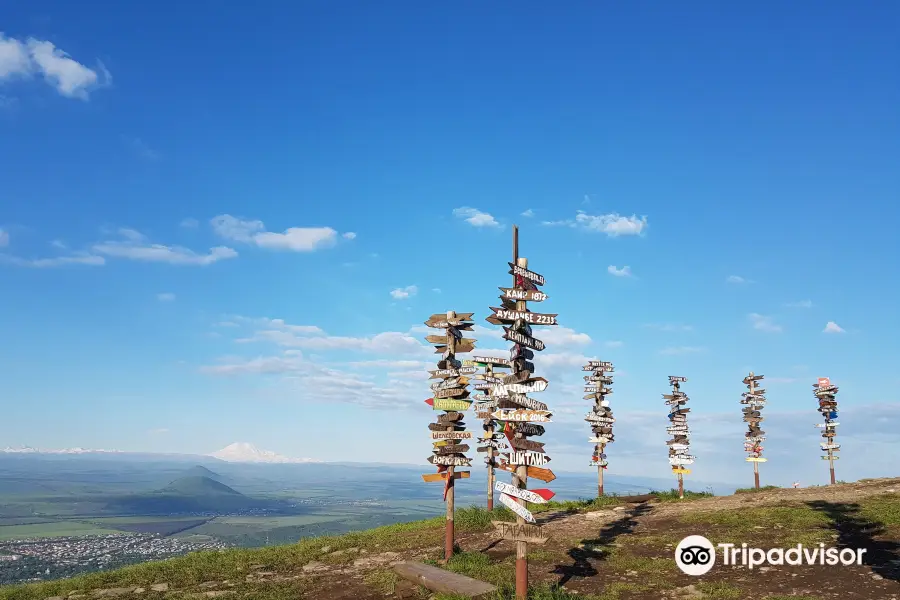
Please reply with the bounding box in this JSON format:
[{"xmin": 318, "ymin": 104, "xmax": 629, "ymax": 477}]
[
  {"xmin": 674, "ymin": 535, "xmax": 868, "ymax": 575},
  {"xmin": 675, "ymin": 535, "xmax": 716, "ymax": 575}
]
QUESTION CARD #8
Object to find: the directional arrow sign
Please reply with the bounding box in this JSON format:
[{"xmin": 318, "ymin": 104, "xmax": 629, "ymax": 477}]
[
  {"xmin": 504, "ymin": 394, "xmax": 549, "ymax": 411},
  {"xmin": 589, "ymin": 436, "xmax": 612, "ymax": 444},
  {"xmin": 746, "ymin": 457, "xmax": 768, "ymax": 462},
  {"xmin": 502, "ymin": 327, "xmax": 545, "ymax": 351},
  {"xmin": 508, "ymin": 262, "xmax": 546, "ymax": 286},
  {"xmin": 491, "ymin": 409, "xmax": 552, "ymax": 423},
  {"xmin": 433, "ymin": 444, "xmax": 470, "ymax": 455},
  {"xmin": 490, "ymin": 307, "xmax": 558, "ymax": 326},
  {"xmin": 428, "ymin": 455, "xmax": 472, "ymax": 467},
  {"xmin": 431, "ymin": 398, "xmax": 472, "ymax": 411},
  {"xmin": 421, "ymin": 471, "xmax": 470, "ymax": 482},
  {"xmin": 507, "ymin": 450, "xmax": 551, "ymax": 466},
  {"xmin": 498, "ymin": 287, "xmax": 548, "ymax": 302},
  {"xmin": 494, "ymin": 378, "xmax": 548, "ymax": 394},
  {"xmin": 498, "ymin": 493, "xmax": 536, "ymax": 522},
  {"xmin": 433, "ymin": 387, "xmax": 470, "ymax": 399},
  {"xmin": 495, "ymin": 481, "xmax": 554, "ymax": 503}
]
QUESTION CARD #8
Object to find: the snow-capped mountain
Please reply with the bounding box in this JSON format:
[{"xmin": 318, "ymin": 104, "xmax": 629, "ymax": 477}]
[
  {"xmin": 208, "ymin": 442, "xmax": 320, "ymax": 464},
  {"xmin": 1, "ymin": 446, "xmax": 125, "ymax": 454}
]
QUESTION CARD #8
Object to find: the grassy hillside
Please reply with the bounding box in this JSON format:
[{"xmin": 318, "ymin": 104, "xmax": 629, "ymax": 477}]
[
  {"xmin": 1, "ymin": 479, "xmax": 898, "ymax": 600},
  {"xmin": 104, "ymin": 477, "xmax": 267, "ymax": 515}
]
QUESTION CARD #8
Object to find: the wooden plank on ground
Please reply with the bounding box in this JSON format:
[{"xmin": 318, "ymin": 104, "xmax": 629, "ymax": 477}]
[{"xmin": 393, "ymin": 562, "xmax": 497, "ymax": 598}]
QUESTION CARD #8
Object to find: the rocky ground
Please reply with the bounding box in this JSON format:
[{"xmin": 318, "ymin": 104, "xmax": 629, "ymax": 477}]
[{"xmin": 12, "ymin": 478, "xmax": 900, "ymax": 600}]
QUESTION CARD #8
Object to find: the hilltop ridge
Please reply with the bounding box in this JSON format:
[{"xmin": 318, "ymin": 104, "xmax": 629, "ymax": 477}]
[{"xmin": 2, "ymin": 477, "xmax": 898, "ymax": 600}]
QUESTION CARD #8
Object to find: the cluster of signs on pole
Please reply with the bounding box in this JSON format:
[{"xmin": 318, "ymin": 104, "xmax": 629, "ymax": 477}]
[
  {"xmin": 423, "ymin": 312, "xmax": 476, "ymax": 502},
  {"xmin": 582, "ymin": 360, "xmax": 614, "ymax": 493},
  {"xmin": 665, "ymin": 376, "xmax": 694, "ymax": 479},
  {"xmin": 486, "ymin": 259, "xmax": 557, "ymax": 533},
  {"xmin": 471, "ymin": 355, "xmax": 512, "ymax": 511},
  {"xmin": 743, "ymin": 372, "xmax": 767, "ymax": 468},
  {"xmin": 815, "ymin": 377, "xmax": 840, "ymax": 471}
]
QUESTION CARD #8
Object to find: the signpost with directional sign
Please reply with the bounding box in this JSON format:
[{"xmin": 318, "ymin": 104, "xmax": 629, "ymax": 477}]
[
  {"xmin": 486, "ymin": 225, "xmax": 556, "ymax": 600},
  {"xmin": 742, "ymin": 372, "xmax": 767, "ymax": 489},
  {"xmin": 582, "ymin": 360, "xmax": 615, "ymax": 497},
  {"xmin": 665, "ymin": 376, "xmax": 693, "ymax": 499},
  {"xmin": 814, "ymin": 377, "xmax": 840, "ymax": 484},
  {"xmin": 423, "ymin": 310, "xmax": 476, "ymax": 563},
  {"xmin": 472, "ymin": 355, "xmax": 510, "ymax": 511}
]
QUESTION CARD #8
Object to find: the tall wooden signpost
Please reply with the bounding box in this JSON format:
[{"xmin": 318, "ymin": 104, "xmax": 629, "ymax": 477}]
[
  {"xmin": 583, "ymin": 360, "xmax": 615, "ymax": 497},
  {"xmin": 742, "ymin": 372, "xmax": 767, "ymax": 489},
  {"xmin": 665, "ymin": 376, "xmax": 693, "ymax": 499},
  {"xmin": 471, "ymin": 356, "xmax": 512, "ymax": 510},
  {"xmin": 487, "ymin": 225, "xmax": 556, "ymax": 600},
  {"xmin": 423, "ymin": 311, "xmax": 477, "ymax": 562},
  {"xmin": 814, "ymin": 377, "xmax": 840, "ymax": 484}
]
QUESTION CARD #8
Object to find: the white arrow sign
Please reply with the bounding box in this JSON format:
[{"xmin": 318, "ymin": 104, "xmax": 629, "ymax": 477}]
[
  {"xmin": 498, "ymin": 493, "xmax": 535, "ymax": 523},
  {"xmin": 495, "ymin": 481, "xmax": 550, "ymax": 504},
  {"xmin": 493, "ymin": 379, "xmax": 548, "ymax": 394}
]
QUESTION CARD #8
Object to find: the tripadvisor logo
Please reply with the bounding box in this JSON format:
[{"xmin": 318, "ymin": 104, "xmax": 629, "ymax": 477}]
[{"xmin": 675, "ymin": 535, "xmax": 867, "ymax": 575}]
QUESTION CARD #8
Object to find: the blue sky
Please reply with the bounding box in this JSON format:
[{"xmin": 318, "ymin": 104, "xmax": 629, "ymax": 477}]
[{"xmin": 1, "ymin": 1, "xmax": 898, "ymax": 487}]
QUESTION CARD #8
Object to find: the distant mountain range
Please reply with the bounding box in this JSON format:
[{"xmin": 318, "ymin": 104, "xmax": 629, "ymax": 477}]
[
  {"xmin": 208, "ymin": 442, "xmax": 320, "ymax": 464},
  {"xmin": 2, "ymin": 442, "xmax": 320, "ymax": 464}
]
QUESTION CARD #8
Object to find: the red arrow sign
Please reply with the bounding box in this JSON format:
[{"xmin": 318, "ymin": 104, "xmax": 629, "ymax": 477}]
[
  {"xmin": 528, "ymin": 488, "xmax": 556, "ymax": 501},
  {"xmin": 425, "ymin": 398, "xmax": 434, "ymax": 406}
]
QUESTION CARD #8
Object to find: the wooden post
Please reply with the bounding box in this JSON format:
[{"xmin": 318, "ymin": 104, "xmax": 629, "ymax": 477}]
[
  {"xmin": 666, "ymin": 377, "xmax": 692, "ymax": 499},
  {"xmin": 597, "ymin": 452, "xmax": 604, "ymax": 496},
  {"xmin": 754, "ymin": 461, "xmax": 760, "ymax": 490},
  {"xmin": 445, "ymin": 311, "xmax": 456, "ymax": 562},
  {"xmin": 486, "ymin": 361, "xmax": 495, "ymax": 511},
  {"xmin": 677, "ymin": 473, "xmax": 684, "ymax": 499},
  {"xmin": 514, "ymin": 255, "xmax": 528, "ymax": 600},
  {"xmin": 829, "ymin": 453, "xmax": 836, "ymax": 484}
]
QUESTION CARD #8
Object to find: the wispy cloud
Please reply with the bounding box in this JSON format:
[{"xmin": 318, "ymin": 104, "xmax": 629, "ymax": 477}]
[
  {"xmin": 726, "ymin": 275, "xmax": 749, "ymax": 284},
  {"xmin": 607, "ymin": 265, "xmax": 632, "ymax": 277},
  {"xmin": 823, "ymin": 321, "xmax": 845, "ymax": 334},
  {"xmin": 390, "ymin": 285, "xmax": 418, "ymax": 300},
  {"xmin": 211, "ymin": 214, "xmax": 352, "ymax": 252},
  {"xmin": 785, "ymin": 300, "xmax": 813, "ymax": 308},
  {"xmin": 748, "ymin": 313, "xmax": 782, "ymax": 333},
  {"xmin": 147, "ymin": 428, "xmax": 170, "ymax": 435},
  {"xmin": 179, "ymin": 218, "xmax": 199, "ymax": 229},
  {"xmin": 521, "ymin": 209, "xmax": 535, "ymax": 217},
  {"xmin": 0, "ymin": 228, "xmax": 8, "ymax": 247},
  {"xmin": 432, "ymin": 288, "xmax": 442, "ymax": 294},
  {"xmin": 94, "ymin": 228, "xmax": 236, "ymax": 266},
  {"xmin": 0, "ymin": 33, "xmax": 110, "ymax": 100},
  {"xmin": 156, "ymin": 292, "xmax": 176, "ymax": 302},
  {"xmin": 452, "ymin": 207, "xmax": 501, "ymax": 228},
  {"xmin": 542, "ymin": 210, "xmax": 647, "ymax": 237},
  {"xmin": 604, "ymin": 340, "xmax": 624, "ymax": 348},
  {"xmin": 0, "ymin": 252, "xmax": 104, "ymax": 268},
  {"xmin": 124, "ymin": 137, "xmax": 159, "ymax": 160}
]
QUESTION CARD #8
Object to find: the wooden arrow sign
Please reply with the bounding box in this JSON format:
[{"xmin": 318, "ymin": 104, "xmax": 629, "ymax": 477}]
[
  {"xmin": 669, "ymin": 376, "xmax": 688, "ymax": 382},
  {"xmin": 589, "ymin": 436, "xmax": 612, "ymax": 443},
  {"xmin": 510, "ymin": 345, "xmax": 535, "ymax": 361},
  {"xmin": 434, "ymin": 339, "xmax": 476, "ymax": 354},
  {"xmin": 508, "ymin": 450, "xmax": 551, "ymax": 466},
  {"xmin": 489, "ymin": 307, "xmax": 558, "ymax": 326},
  {"xmin": 432, "ymin": 398, "xmax": 472, "ymax": 412},
  {"xmin": 510, "ymin": 437, "xmax": 545, "ymax": 452},
  {"xmin": 498, "ymin": 287, "xmax": 548, "ymax": 302},
  {"xmin": 431, "ymin": 377, "xmax": 469, "ymax": 390},
  {"xmin": 821, "ymin": 455, "xmax": 840, "ymax": 460},
  {"xmin": 494, "ymin": 378, "xmax": 548, "ymax": 394},
  {"xmin": 434, "ymin": 387, "xmax": 470, "ymax": 399},
  {"xmin": 430, "ymin": 430, "xmax": 472, "ymax": 440},
  {"xmin": 422, "ymin": 471, "xmax": 470, "ymax": 482},
  {"xmin": 492, "ymin": 521, "xmax": 549, "ymax": 544},
  {"xmin": 495, "ymin": 481, "xmax": 554, "ymax": 503},
  {"xmin": 514, "ymin": 422, "xmax": 546, "ymax": 437},
  {"xmin": 428, "ymin": 455, "xmax": 472, "ymax": 467},
  {"xmin": 434, "ymin": 444, "xmax": 470, "ymax": 455},
  {"xmin": 429, "ymin": 422, "xmax": 464, "ymax": 432},
  {"xmin": 437, "ymin": 411, "xmax": 464, "ymax": 423},
  {"xmin": 508, "ymin": 262, "xmax": 546, "ymax": 286},
  {"xmin": 496, "ymin": 462, "xmax": 556, "ymax": 483},
  {"xmin": 502, "ymin": 327, "xmax": 545, "ymax": 351},
  {"xmin": 468, "ymin": 355, "xmax": 511, "ymax": 367},
  {"xmin": 746, "ymin": 457, "xmax": 768, "ymax": 462},
  {"xmin": 504, "ymin": 394, "xmax": 548, "ymax": 412},
  {"xmin": 491, "ymin": 409, "xmax": 552, "ymax": 422},
  {"xmin": 498, "ymin": 493, "xmax": 536, "ymax": 522}
]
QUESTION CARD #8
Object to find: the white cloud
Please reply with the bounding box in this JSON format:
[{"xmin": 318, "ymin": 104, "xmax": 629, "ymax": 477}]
[
  {"xmin": 157, "ymin": 292, "xmax": 176, "ymax": 302},
  {"xmin": 179, "ymin": 218, "xmax": 199, "ymax": 228},
  {"xmin": 0, "ymin": 252, "xmax": 104, "ymax": 268},
  {"xmin": 342, "ymin": 232, "xmax": 357, "ymax": 240},
  {"xmin": 644, "ymin": 323, "xmax": 693, "ymax": 332},
  {"xmin": 604, "ymin": 340, "xmax": 624, "ymax": 348},
  {"xmin": 823, "ymin": 321, "xmax": 845, "ymax": 334},
  {"xmin": 390, "ymin": 285, "xmax": 418, "ymax": 300},
  {"xmin": 521, "ymin": 209, "xmax": 534, "ymax": 217},
  {"xmin": 432, "ymin": 288, "xmax": 441, "ymax": 294},
  {"xmin": 607, "ymin": 265, "xmax": 632, "ymax": 277},
  {"xmin": 543, "ymin": 210, "xmax": 648, "ymax": 237},
  {"xmin": 148, "ymin": 428, "xmax": 170, "ymax": 435},
  {"xmin": 0, "ymin": 228, "xmax": 8, "ymax": 247},
  {"xmin": 748, "ymin": 313, "xmax": 782, "ymax": 333},
  {"xmin": 0, "ymin": 34, "xmax": 110, "ymax": 100},
  {"xmin": 785, "ymin": 300, "xmax": 813, "ymax": 308},
  {"xmin": 659, "ymin": 346, "xmax": 705, "ymax": 355},
  {"xmin": 452, "ymin": 207, "xmax": 501, "ymax": 228},
  {"xmin": 726, "ymin": 275, "xmax": 747, "ymax": 284},
  {"xmin": 537, "ymin": 326, "xmax": 592, "ymax": 348},
  {"xmin": 125, "ymin": 137, "xmax": 158, "ymax": 160},
  {"xmin": 210, "ymin": 214, "xmax": 345, "ymax": 252},
  {"xmin": 93, "ymin": 228, "xmax": 237, "ymax": 266}
]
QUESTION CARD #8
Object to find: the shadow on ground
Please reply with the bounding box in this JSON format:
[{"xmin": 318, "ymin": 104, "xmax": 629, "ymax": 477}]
[
  {"xmin": 807, "ymin": 500, "xmax": 900, "ymax": 582},
  {"xmin": 553, "ymin": 501, "xmax": 654, "ymax": 586}
]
